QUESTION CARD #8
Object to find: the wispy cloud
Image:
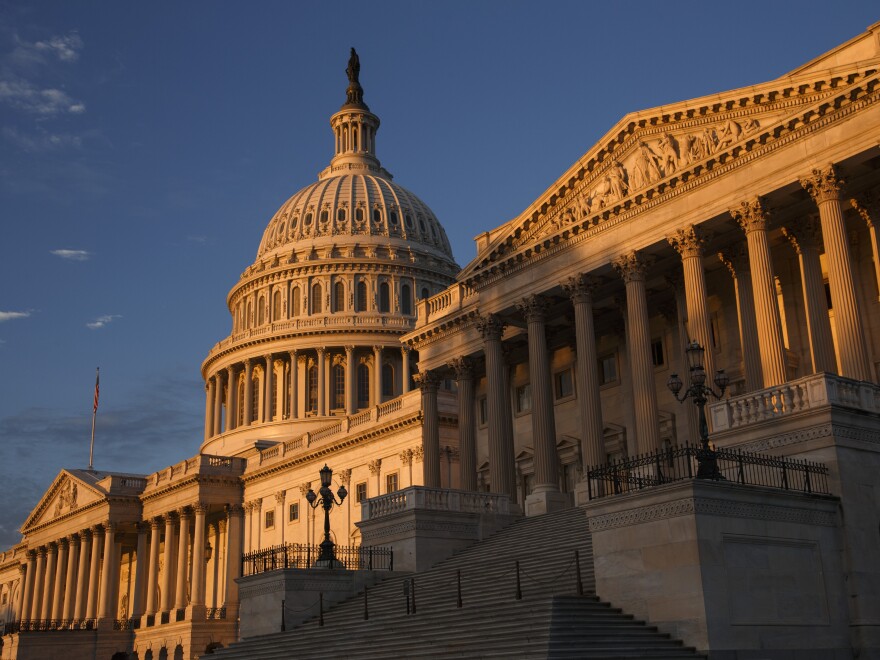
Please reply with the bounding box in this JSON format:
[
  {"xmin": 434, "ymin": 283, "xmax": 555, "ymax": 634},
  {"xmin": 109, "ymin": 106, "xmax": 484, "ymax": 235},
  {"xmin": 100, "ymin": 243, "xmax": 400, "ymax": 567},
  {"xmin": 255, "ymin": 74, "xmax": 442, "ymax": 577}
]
[
  {"xmin": 0, "ymin": 310, "xmax": 30, "ymax": 322},
  {"xmin": 3, "ymin": 126, "xmax": 82, "ymax": 152},
  {"xmin": 0, "ymin": 78, "xmax": 85, "ymax": 115},
  {"xmin": 51, "ymin": 248, "xmax": 90, "ymax": 261},
  {"xmin": 34, "ymin": 33, "xmax": 83, "ymax": 63},
  {"xmin": 86, "ymin": 314, "xmax": 121, "ymax": 329},
  {"xmin": 186, "ymin": 235, "xmax": 208, "ymax": 244}
]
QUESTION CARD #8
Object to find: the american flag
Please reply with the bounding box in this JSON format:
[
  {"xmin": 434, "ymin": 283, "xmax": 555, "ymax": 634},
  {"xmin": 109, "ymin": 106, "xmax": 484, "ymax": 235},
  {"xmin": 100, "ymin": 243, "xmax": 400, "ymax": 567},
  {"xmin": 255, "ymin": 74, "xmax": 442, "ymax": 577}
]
[{"xmin": 93, "ymin": 368, "xmax": 100, "ymax": 413}]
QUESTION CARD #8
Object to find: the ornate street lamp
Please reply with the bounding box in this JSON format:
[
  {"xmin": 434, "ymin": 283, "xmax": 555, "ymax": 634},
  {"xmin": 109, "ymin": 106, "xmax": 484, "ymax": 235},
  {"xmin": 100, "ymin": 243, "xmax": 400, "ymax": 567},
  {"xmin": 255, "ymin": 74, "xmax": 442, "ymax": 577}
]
[
  {"xmin": 306, "ymin": 464, "xmax": 348, "ymax": 568},
  {"xmin": 666, "ymin": 340, "xmax": 730, "ymax": 479}
]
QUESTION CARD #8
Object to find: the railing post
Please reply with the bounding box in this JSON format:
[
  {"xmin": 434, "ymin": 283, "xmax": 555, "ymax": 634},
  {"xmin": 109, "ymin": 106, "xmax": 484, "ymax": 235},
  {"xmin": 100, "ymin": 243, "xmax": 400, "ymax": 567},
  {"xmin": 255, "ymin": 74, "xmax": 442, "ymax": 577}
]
[
  {"xmin": 411, "ymin": 578, "xmax": 416, "ymax": 614},
  {"xmin": 281, "ymin": 599, "xmax": 285, "ymax": 632},
  {"xmin": 804, "ymin": 461, "xmax": 812, "ymax": 494},
  {"xmin": 575, "ymin": 550, "xmax": 583, "ymax": 596},
  {"xmin": 515, "ymin": 561, "xmax": 522, "ymax": 600},
  {"xmin": 457, "ymin": 570, "xmax": 463, "ymax": 608},
  {"xmin": 319, "ymin": 593, "xmax": 324, "ymax": 627},
  {"xmin": 781, "ymin": 460, "xmax": 789, "ymax": 490},
  {"xmin": 363, "ymin": 585, "xmax": 369, "ymax": 620}
]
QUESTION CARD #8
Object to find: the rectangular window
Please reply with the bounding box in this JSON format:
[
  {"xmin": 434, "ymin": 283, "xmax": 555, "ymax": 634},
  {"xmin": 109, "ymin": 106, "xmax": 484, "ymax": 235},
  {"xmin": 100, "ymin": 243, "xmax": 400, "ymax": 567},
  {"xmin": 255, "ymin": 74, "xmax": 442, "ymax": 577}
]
[
  {"xmin": 356, "ymin": 481, "xmax": 367, "ymax": 503},
  {"xmin": 554, "ymin": 369, "xmax": 574, "ymax": 399},
  {"xmin": 288, "ymin": 502, "xmax": 299, "ymax": 522},
  {"xmin": 264, "ymin": 510, "xmax": 275, "ymax": 529},
  {"xmin": 599, "ymin": 354, "xmax": 618, "ymax": 385},
  {"xmin": 515, "ymin": 384, "xmax": 532, "ymax": 413},
  {"xmin": 651, "ymin": 338, "xmax": 665, "ymax": 367},
  {"xmin": 386, "ymin": 472, "xmax": 399, "ymax": 493},
  {"xmin": 478, "ymin": 397, "xmax": 487, "ymax": 425}
]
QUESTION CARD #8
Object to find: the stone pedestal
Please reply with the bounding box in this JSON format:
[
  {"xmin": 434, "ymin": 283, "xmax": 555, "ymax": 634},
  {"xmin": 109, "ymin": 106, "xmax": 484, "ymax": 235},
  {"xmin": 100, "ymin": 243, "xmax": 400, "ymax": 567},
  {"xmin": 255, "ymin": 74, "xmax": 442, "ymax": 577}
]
[{"xmin": 524, "ymin": 489, "xmax": 570, "ymax": 516}]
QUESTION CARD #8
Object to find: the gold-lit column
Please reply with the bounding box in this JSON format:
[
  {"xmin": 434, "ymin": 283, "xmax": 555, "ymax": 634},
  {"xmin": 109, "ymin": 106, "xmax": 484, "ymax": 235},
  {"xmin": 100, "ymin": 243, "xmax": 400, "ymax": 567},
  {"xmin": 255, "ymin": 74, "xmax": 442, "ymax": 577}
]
[
  {"xmin": 718, "ymin": 247, "xmax": 763, "ymax": 391},
  {"xmin": 288, "ymin": 350, "xmax": 299, "ymax": 420},
  {"xmin": 160, "ymin": 514, "xmax": 176, "ymax": 612},
  {"xmin": 372, "ymin": 346, "xmax": 383, "ymax": 405},
  {"xmin": 20, "ymin": 550, "xmax": 36, "ymax": 621},
  {"xmin": 730, "ymin": 198, "xmax": 787, "ymax": 387},
  {"xmin": 212, "ymin": 372, "xmax": 224, "ymax": 437},
  {"xmin": 61, "ymin": 535, "xmax": 79, "ymax": 622},
  {"xmin": 85, "ymin": 528, "xmax": 103, "ymax": 619},
  {"xmin": 40, "ymin": 543, "xmax": 57, "ymax": 621},
  {"xmin": 563, "ymin": 275, "xmax": 606, "ymax": 469},
  {"xmin": 263, "ymin": 354, "xmax": 274, "ymax": 422},
  {"xmin": 145, "ymin": 518, "xmax": 161, "ymax": 617},
  {"xmin": 51, "ymin": 539, "xmax": 67, "ymax": 621},
  {"xmin": 274, "ymin": 492, "xmax": 286, "ymax": 545},
  {"xmin": 782, "ymin": 218, "xmax": 837, "ymax": 374},
  {"xmin": 614, "ymin": 251, "xmax": 661, "ymax": 454},
  {"xmin": 15, "ymin": 562, "xmax": 27, "ymax": 623},
  {"xmin": 97, "ymin": 524, "xmax": 118, "ymax": 620},
  {"xmin": 345, "ymin": 346, "xmax": 356, "ymax": 415},
  {"xmin": 401, "ymin": 347, "xmax": 411, "ymax": 394},
  {"xmin": 450, "ymin": 358, "xmax": 477, "ymax": 491},
  {"xmin": 415, "ymin": 371, "xmax": 441, "ymax": 487},
  {"xmin": 225, "ymin": 365, "xmax": 237, "ymax": 432},
  {"xmin": 802, "ymin": 167, "xmax": 871, "ymax": 381},
  {"xmin": 174, "ymin": 509, "xmax": 190, "ymax": 610},
  {"xmin": 130, "ymin": 523, "xmax": 148, "ymax": 620},
  {"xmin": 73, "ymin": 530, "xmax": 91, "ymax": 621},
  {"xmin": 191, "ymin": 504, "xmax": 207, "ymax": 607},
  {"xmin": 224, "ymin": 505, "xmax": 244, "ymax": 613},
  {"xmin": 851, "ymin": 195, "xmax": 880, "ymax": 301},
  {"xmin": 204, "ymin": 378, "xmax": 214, "ymax": 441},
  {"xmin": 243, "ymin": 503, "xmax": 252, "ymax": 553},
  {"xmin": 30, "ymin": 548, "xmax": 46, "ymax": 621},
  {"xmin": 243, "ymin": 359, "xmax": 254, "ymax": 426},
  {"xmin": 316, "ymin": 348, "xmax": 326, "ymax": 416},
  {"xmin": 253, "ymin": 500, "xmax": 263, "ymax": 550}
]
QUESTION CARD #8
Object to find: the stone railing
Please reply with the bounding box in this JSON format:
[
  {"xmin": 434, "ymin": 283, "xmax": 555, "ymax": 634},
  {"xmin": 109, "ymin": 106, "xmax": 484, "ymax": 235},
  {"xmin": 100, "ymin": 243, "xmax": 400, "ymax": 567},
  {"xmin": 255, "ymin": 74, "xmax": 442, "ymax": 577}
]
[
  {"xmin": 710, "ymin": 372, "xmax": 880, "ymax": 432},
  {"xmin": 416, "ymin": 283, "xmax": 477, "ymax": 327},
  {"xmin": 361, "ymin": 486, "xmax": 511, "ymax": 521},
  {"xmin": 144, "ymin": 454, "xmax": 247, "ymax": 491}
]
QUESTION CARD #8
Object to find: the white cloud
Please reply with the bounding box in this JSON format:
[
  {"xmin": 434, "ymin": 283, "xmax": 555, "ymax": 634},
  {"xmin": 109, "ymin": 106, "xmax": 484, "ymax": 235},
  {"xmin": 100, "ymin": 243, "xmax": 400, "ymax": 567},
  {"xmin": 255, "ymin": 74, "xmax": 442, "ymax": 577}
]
[
  {"xmin": 50, "ymin": 248, "xmax": 90, "ymax": 261},
  {"xmin": 86, "ymin": 314, "xmax": 121, "ymax": 329},
  {"xmin": 0, "ymin": 78, "xmax": 85, "ymax": 115},
  {"xmin": 34, "ymin": 33, "xmax": 83, "ymax": 63},
  {"xmin": 0, "ymin": 311, "xmax": 31, "ymax": 322}
]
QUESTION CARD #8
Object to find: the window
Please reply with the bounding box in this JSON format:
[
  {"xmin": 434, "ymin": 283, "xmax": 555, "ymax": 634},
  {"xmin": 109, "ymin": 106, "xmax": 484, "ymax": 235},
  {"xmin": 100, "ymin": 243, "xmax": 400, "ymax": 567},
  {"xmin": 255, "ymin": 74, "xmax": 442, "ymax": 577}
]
[
  {"xmin": 320, "ymin": 210, "xmax": 328, "ymax": 224},
  {"xmin": 265, "ymin": 510, "xmax": 275, "ymax": 529},
  {"xmin": 251, "ymin": 374, "xmax": 260, "ymax": 418},
  {"xmin": 357, "ymin": 364, "xmax": 370, "ymax": 408},
  {"xmin": 237, "ymin": 380, "xmax": 245, "ymax": 425},
  {"xmin": 382, "ymin": 364, "xmax": 394, "ymax": 397},
  {"xmin": 356, "ymin": 207, "xmax": 364, "ymax": 223},
  {"xmin": 308, "ymin": 366, "xmax": 318, "ymax": 413},
  {"xmin": 379, "ymin": 282, "xmax": 390, "ymax": 313},
  {"xmin": 304, "ymin": 212, "xmax": 312, "ymax": 226},
  {"xmin": 337, "ymin": 208, "xmax": 346, "ymax": 222},
  {"xmin": 386, "ymin": 473, "xmax": 399, "ymax": 493},
  {"xmin": 258, "ymin": 296, "xmax": 266, "ymax": 325},
  {"xmin": 332, "ymin": 364, "xmax": 345, "ymax": 410},
  {"xmin": 272, "ymin": 290, "xmax": 281, "ymax": 322},
  {"xmin": 289, "ymin": 502, "xmax": 299, "ymax": 522},
  {"xmin": 421, "ymin": 287, "xmax": 430, "ymax": 300},
  {"xmin": 515, "ymin": 384, "xmax": 532, "ymax": 413},
  {"xmin": 312, "ymin": 283, "xmax": 323, "ymax": 313},
  {"xmin": 373, "ymin": 209, "xmax": 382, "ymax": 224},
  {"xmin": 356, "ymin": 281, "xmax": 368, "ymax": 312},
  {"xmin": 390, "ymin": 211, "xmax": 398, "ymax": 226},
  {"xmin": 478, "ymin": 397, "xmax": 487, "ymax": 425},
  {"xmin": 404, "ymin": 214, "xmax": 413, "ymax": 228},
  {"xmin": 400, "ymin": 284, "xmax": 412, "ymax": 315},
  {"xmin": 554, "ymin": 369, "xmax": 574, "ymax": 400},
  {"xmin": 356, "ymin": 482, "xmax": 367, "ymax": 503},
  {"xmin": 651, "ymin": 338, "xmax": 665, "ymax": 367},
  {"xmin": 599, "ymin": 354, "xmax": 618, "ymax": 385},
  {"xmin": 290, "ymin": 286, "xmax": 301, "ymax": 317},
  {"xmin": 334, "ymin": 281, "xmax": 345, "ymax": 312}
]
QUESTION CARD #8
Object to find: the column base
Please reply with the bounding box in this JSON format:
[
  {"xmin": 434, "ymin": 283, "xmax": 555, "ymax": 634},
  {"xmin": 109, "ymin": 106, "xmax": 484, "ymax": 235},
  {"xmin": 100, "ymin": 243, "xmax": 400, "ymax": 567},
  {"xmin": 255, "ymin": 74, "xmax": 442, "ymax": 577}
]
[{"xmin": 524, "ymin": 488, "xmax": 570, "ymax": 516}]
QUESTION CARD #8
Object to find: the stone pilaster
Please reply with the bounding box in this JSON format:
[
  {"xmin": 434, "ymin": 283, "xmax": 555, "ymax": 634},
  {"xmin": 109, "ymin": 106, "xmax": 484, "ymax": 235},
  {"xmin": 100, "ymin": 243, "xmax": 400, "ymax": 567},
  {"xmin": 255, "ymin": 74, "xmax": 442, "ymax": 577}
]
[
  {"xmin": 131, "ymin": 523, "xmax": 148, "ymax": 619},
  {"xmin": 449, "ymin": 357, "xmax": 477, "ymax": 491},
  {"xmin": 225, "ymin": 505, "xmax": 244, "ymax": 613},
  {"xmin": 415, "ymin": 370, "xmax": 441, "ymax": 487}
]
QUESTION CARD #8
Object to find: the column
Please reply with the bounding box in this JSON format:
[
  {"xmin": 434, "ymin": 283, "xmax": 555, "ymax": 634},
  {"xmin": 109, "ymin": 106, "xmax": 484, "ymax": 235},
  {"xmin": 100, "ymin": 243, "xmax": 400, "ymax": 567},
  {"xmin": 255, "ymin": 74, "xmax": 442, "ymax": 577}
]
[
  {"xmin": 415, "ymin": 371, "xmax": 441, "ymax": 487},
  {"xmin": 401, "ymin": 347, "xmax": 412, "ymax": 394},
  {"xmin": 373, "ymin": 346, "xmax": 383, "ymax": 405},
  {"xmin": 802, "ymin": 166, "xmax": 871, "ymax": 381},
  {"xmin": 782, "ymin": 218, "xmax": 837, "ymax": 374},
  {"xmin": 274, "ymin": 492, "xmax": 286, "ymax": 545},
  {"xmin": 130, "ymin": 523, "xmax": 148, "ymax": 619},
  {"xmin": 476, "ymin": 314, "xmax": 517, "ymax": 499},
  {"xmin": 224, "ymin": 505, "xmax": 244, "ymax": 612},
  {"xmin": 30, "ymin": 549, "xmax": 45, "ymax": 621},
  {"xmin": 288, "ymin": 350, "xmax": 299, "ymax": 420},
  {"xmin": 174, "ymin": 509, "xmax": 190, "ymax": 610},
  {"xmin": 253, "ymin": 500, "xmax": 263, "ymax": 550},
  {"xmin": 62, "ymin": 535, "xmax": 79, "ymax": 621},
  {"xmin": 668, "ymin": 225, "xmax": 716, "ymax": 380},
  {"xmin": 667, "ymin": 272, "xmax": 700, "ymax": 445},
  {"xmin": 563, "ymin": 274, "xmax": 606, "ymax": 469},
  {"xmin": 851, "ymin": 194, "xmax": 880, "ymax": 301},
  {"xmin": 73, "ymin": 530, "xmax": 91, "ymax": 621},
  {"xmin": 51, "ymin": 539, "xmax": 68, "ymax": 621},
  {"xmin": 20, "ymin": 551, "xmax": 36, "ymax": 621},
  {"xmin": 16, "ymin": 563, "xmax": 27, "ymax": 623},
  {"xmin": 345, "ymin": 346, "xmax": 356, "ymax": 414},
  {"xmin": 243, "ymin": 359, "xmax": 254, "ymax": 425},
  {"xmin": 243, "ymin": 503, "xmax": 253, "ymax": 553},
  {"xmin": 730, "ymin": 198, "xmax": 787, "ymax": 387},
  {"xmin": 160, "ymin": 514, "xmax": 176, "ymax": 612},
  {"xmin": 316, "ymin": 348, "xmax": 326, "ymax": 416},
  {"xmin": 145, "ymin": 519, "xmax": 161, "ymax": 617},
  {"xmin": 40, "ymin": 543, "xmax": 57, "ymax": 621},
  {"xmin": 85, "ymin": 528, "xmax": 103, "ymax": 619},
  {"xmin": 225, "ymin": 365, "xmax": 237, "ymax": 431},
  {"xmin": 613, "ymin": 251, "xmax": 661, "ymax": 454},
  {"xmin": 212, "ymin": 372, "xmax": 224, "ymax": 436},
  {"xmin": 191, "ymin": 504, "xmax": 207, "ymax": 607},
  {"xmin": 264, "ymin": 354, "xmax": 274, "ymax": 422},
  {"xmin": 718, "ymin": 247, "xmax": 763, "ymax": 391},
  {"xmin": 450, "ymin": 357, "xmax": 477, "ymax": 491},
  {"xmin": 97, "ymin": 523, "xmax": 117, "ymax": 619},
  {"xmin": 204, "ymin": 378, "xmax": 215, "ymax": 441}
]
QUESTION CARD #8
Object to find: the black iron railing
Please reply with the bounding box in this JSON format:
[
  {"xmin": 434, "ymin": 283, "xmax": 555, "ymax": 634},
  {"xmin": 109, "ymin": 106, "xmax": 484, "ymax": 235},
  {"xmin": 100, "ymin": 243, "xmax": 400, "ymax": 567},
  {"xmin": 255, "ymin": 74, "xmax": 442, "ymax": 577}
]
[
  {"xmin": 586, "ymin": 443, "xmax": 830, "ymax": 500},
  {"xmin": 242, "ymin": 543, "xmax": 393, "ymax": 576},
  {"xmin": 11, "ymin": 618, "xmax": 96, "ymax": 632}
]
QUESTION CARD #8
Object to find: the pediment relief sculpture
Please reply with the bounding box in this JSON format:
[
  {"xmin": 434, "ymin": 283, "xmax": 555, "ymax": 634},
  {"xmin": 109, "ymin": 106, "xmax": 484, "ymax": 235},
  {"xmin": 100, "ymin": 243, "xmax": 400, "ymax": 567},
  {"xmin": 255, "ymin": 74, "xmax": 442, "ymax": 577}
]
[{"xmin": 52, "ymin": 479, "xmax": 78, "ymax": 517}]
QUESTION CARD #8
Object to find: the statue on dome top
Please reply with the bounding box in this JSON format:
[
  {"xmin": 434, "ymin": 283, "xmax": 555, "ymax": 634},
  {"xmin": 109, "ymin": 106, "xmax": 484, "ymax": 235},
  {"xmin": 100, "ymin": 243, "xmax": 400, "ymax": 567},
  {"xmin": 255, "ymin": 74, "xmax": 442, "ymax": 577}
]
[
  {"xmin": 344, "ymin": 47, "xmax": 366, "ymax": 108},
  {"xmin": 346, "ymin": 47, "xmax": 360, "ymax": 85}
]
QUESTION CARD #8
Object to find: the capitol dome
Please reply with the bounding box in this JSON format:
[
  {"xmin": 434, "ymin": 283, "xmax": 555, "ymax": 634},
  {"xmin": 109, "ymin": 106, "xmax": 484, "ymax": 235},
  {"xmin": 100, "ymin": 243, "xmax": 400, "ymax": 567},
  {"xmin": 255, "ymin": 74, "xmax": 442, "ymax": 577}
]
[{"xmin": 200, "ymin": 49, "xmax": 459, "ymax": 457}]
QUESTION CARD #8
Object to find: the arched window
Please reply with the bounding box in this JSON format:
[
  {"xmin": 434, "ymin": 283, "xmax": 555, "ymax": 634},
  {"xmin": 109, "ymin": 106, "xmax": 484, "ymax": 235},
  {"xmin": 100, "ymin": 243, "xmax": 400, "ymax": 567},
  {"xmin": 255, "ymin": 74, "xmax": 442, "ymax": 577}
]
[
  {"xmin": 237, "ymin": 379, "xmax": 245, "ymax": 426},
  {"xmin": 337, "ymin": 208, "xmax": 346, "ymax": 222},
  {"xmin": 356, "ymin": 281, "xmax": 368, "ymax": 312},
  {"xmin": 258, "ymin": 296, "xmax": 266, "ymax": 325},
  {"xmin": 356, "ymin": 207, "xmax": 364, "ymax": 223},
  {"xmin": 357, "ymin": 364, "xmax": 370, "ymax": 408},
  {"xmin": 390, "ymin": 211, "xmax": 398, "ymax": 226},
  {"xmin": 334, "ymin": 281, "xmax": 345, "ymax": 312},
  {"xmin": 332, "ymin": 364, "xmax": 345, "ymax": 410},
  {"xmin": 246, "ymin": 301, "xmax": 253, "ymax": 328},
  {"xmin": 404, "ymin": 214, "xmax": 413, "ymax": 229},
  {"xmin": 252, "ymin": 374, "xmax": 260, "ymax": 421},
  {"xmin": 272, "ymin": 290, "xmax": 281, "ymax": 322},
  {"xmin": 379, "ymin": 282, "xmax": 390, "ymax": 313},
  {"xmin": 320, "ymin": 210, "xmax": 328, "ymax": 224},
  {"xmin": 304, "ymin": 212, "xmax": 313, "ymax": 226},
  {"xmin": 421, "ymin": 287, "xmax": 430, "ymax": 300},
  {"xmin": 373, "ymin": 208, "xmax": 382, "ymax": 224},
  {"xmin": 352, "ymin": 125, "xmax": 359, "ymax": 150},
  {"xmin": 290, "ymin": 286, "xmax": 301, "ymax": 317},
  {"xmin": 400, "ymin": 284, "xmax": 412, "ymax": 315},
  {"xmin": 382, "ymin": 364, "xmax": 394, "ymax": 397},
  {"xmin": 308, "ymin": 366, "xmax": 318, "ymax": 414},
  {"xmin": 312, "ymin": 283, "xmax": 323, "ymax": 314}
]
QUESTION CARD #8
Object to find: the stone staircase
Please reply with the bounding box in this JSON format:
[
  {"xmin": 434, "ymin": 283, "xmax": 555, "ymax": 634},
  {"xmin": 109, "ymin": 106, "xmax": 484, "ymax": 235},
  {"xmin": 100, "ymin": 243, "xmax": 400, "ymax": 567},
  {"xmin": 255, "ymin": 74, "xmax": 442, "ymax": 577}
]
[{"xmin": 214, "ymin": 506, "xmax": 705, "ymax": 659}]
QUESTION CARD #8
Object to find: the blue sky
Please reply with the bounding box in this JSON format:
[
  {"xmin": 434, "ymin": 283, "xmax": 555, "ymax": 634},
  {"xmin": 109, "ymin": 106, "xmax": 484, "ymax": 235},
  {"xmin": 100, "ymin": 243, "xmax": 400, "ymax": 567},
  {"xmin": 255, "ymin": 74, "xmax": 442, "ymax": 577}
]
[{"xmin": 0, "ymin": 1, "xmax": 876, "ymax": 547}]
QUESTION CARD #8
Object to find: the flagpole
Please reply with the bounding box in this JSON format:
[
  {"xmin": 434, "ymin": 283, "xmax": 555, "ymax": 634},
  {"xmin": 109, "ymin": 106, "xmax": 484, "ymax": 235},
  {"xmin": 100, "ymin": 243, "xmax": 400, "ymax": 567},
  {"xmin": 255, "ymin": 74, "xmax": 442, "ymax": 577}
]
[{"xmin": 89, "ymin": 367, "xmax": 99, "ymax": 470}]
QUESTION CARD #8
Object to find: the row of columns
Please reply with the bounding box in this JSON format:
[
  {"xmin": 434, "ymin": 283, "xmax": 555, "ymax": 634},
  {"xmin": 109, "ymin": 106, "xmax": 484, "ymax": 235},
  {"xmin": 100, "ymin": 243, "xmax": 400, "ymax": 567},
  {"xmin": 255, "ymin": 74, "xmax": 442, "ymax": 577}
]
[{"xmin": 205, "ymin": 346, "xmax": 413, "ymax": 439}]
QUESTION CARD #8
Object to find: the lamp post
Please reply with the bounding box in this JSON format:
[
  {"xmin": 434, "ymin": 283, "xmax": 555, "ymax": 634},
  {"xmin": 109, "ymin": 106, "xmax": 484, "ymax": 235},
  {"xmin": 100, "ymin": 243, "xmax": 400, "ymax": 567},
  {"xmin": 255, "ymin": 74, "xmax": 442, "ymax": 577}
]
[
  {"xmin": 305, "ymin": 464, "xmax": 348, "ymax": 568},
  {"xmin": 666, "ymin": 340, "xmax": 730, "ymax": 479}
]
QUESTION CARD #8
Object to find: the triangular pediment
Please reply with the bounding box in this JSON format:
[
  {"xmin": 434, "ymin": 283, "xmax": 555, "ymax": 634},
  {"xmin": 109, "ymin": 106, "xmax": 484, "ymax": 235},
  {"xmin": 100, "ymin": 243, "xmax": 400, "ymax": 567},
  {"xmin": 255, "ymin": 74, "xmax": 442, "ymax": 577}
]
[
  {"xmin": 460, "ymin": 28, "xmax": 880, "ymax": 283},
  {"xmin": 22, "ymin": 470, "xmax": 106, "ymax": 532}
]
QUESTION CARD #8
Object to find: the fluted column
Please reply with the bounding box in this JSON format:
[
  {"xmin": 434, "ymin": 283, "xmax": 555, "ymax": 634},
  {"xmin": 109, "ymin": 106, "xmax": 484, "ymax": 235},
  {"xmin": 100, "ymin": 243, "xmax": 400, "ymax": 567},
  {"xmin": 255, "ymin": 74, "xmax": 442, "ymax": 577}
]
[
  {"xmin": 345, "ymin": 346, "xmax": 356, "ymax": 414},
  {"xmin": 718, "ymin": 247, "xmax": 763, "ymax": 391},
  {"xmin": 263, "ymin": 354, "xmax": 274, "ymax": 422},
  {"xmin": 62, "ymin": 536, "xmax": 79, "ymax": 621},
  {"xmin": 204, "ymin": 379, "xmax": 215, "ymax": 441},
  {"xmin": 73, "ymin": 531, "xmax": 91, "ymax": 621},
  {"xmin": 731, "ymin": 198, "xmax": 787, "ymax": 387},
  {"xmin": 316, "ymin": 348, "xmax": 326, "ymax": 416},
  {"xmin": 50, "ymin": 539, "xmax": 67, "ymax": 621},
  {"xmin": 40, "ymin": 543, "xmax": 57, "ymax": 621},
  {"xmin": 174, "ymin": 509, "xmax": 190, "ymax": 610},
  {"xmin": 401, "ymin": 347, "xmax": 411, "ymax": 394},
  {"xmin": 224, "ymin": 505, "xmax": 244, "ymax": 611},
  {"xmin": 97, "ymin": 523, "xmax": 118, "ymax": 620},
  {"xmin": 516, "ymin": 295, "xmax": 562, "ymax": 498},
  {"xmin": 450, "ymin": 357, "xmax": 477, "ymax": 491},
  {"xmin": 802, "ymin": 166, "xmax": 871, "ymax": 381},
  {"xmin": 373, "ymin": 346, "xmax": 383, "ymax": 405},
  {"xmin": 145, "ymin": 518, "xmax": 161, "ymax": 616},
  {"xmin": 851, "ymin": 194, "xmax": 880, "ymax": 301},
  {"xmin": 415, "ymin": 371, "xmax": 441, "ymax": 487},
  {"xmin": 243, "ymin": 503, "xmax": 253, "ymax": 553},
  {"xmin": 563, "ymin": 275, "xmax": 605, "ymax": 469},
  {"xmin": 30, "ymin": 549, "xmax": 45, "ymax": 620},
  {"xmin": 16, "ymin": 562, "xmax": 27, "ymax": 622},
  {"xmin": 253, "ymin": 500, "xmax": 263, "ymax": 550},
  {"xmin": 476, "ymin": 314, "xmax": 517, "ymax": 499},
  {"xmin": 130, "ymin": 523, "xmax": 148, "ymax": 619},
  {"xmin": 211, "ymin": 372, "xmax": 223, "ymax": 436},
  {"xmin": 191, "ymin": 504, "xmax": 207, "ymax": 606},
  {"xmin": 225, "ymin": 365, "xmax": 237, "ymax": 431},
  {"xmin": 20, "ymin": 551, "xmax": 36, "ymax": 621},
  {"xmin": 243, "ymin": 359, "xmax": 254, "ymax": 425},
  {"xmin": 289, "ymin": 350, "xmax": 299, "ymax": 420},
  {"xmin": 85, "ymin": 528, "xmax": 103, "ymax": 619},
  {"xmin": 668, "ymin": 225, "xmax": 716, "ymax": 380},
  {"xmin": 160, "ymin": 514, "xmax": 176, "ymax": 612},
  {"xmin": 782, "ymin": 218, "xmax": 837, "ymax": 374},
  {"xmin": 614, "ymin": 251, "xmax": 661, "ymax": 454}
]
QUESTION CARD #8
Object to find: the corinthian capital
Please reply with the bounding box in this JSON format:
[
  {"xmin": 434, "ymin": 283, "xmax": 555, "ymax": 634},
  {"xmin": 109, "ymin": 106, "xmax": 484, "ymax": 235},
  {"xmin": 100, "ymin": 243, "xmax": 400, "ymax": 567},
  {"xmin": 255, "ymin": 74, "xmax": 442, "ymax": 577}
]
[
  {"xmin": 475, "ymin": 313, "xmax": 506, "ymax": 341},
  {"xmin": 800, "ymin": 164, "xmax": 844, "ymax": 204},
  {"xmin": 447, "ymin": 356, "xmax": 474, "ymax": 381},
  {"xmin": 562, "ymin": 273, "xmax": 598, "ymax": 304},
  {"xmin": 730, "ymin": 197, "xmax": 769, "ymax": 234},
  {"xmin": 413, "ymin": 370, "xmax": 440, "ymax": 392},
  {"xmin": 850, "ymin": 192, "xmax": 879, "ymax": 228},
  {"xmin": 666, "ymin": 224, "xmax": 709, "ymax": 259},
  {"xmin": 515, "ymin": 294, "xmax": 550, "ymax": 322},
  {"xmin": 612, "ymin": 250, "xmax": 651, "ymax": 283}
]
